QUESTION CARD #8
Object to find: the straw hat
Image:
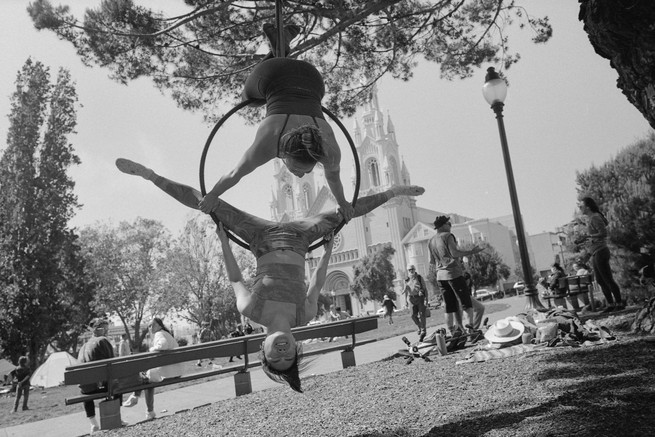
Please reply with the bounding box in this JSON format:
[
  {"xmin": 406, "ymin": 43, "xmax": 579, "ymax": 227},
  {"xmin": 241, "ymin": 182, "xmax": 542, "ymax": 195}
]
[{"xmin": 484, "ymin": 318, "xmax": 525, "ymax": 344}]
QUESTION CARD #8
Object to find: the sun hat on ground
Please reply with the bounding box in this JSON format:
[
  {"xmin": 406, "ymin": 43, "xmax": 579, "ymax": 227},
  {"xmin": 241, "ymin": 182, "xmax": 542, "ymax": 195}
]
[{"xmin": 484, "ymin": 318, "xmax": 525, "ymax": 344}]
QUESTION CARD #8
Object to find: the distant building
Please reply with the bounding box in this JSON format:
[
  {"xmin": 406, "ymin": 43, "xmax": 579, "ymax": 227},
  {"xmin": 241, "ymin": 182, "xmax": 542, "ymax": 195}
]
[{"xmin": 271, "ymin": 85, "xmax": 560, "ymax": 314}]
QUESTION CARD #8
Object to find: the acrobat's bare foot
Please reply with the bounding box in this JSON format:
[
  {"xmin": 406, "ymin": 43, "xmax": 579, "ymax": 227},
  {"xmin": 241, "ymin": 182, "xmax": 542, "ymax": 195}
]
[
  {"xmin": 116, "ymin": 158, "xmax": 154, "ymax": 181},
  {"xmin": 390, "ymin": 185, "xmax": 425, "ymax": 197}
]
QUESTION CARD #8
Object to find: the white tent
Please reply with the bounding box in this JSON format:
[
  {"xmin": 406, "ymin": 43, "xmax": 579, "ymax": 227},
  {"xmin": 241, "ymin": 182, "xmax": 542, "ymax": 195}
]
[{"xmin": 30, "ymin": 351, "xmax": 79, "ymax": 388}]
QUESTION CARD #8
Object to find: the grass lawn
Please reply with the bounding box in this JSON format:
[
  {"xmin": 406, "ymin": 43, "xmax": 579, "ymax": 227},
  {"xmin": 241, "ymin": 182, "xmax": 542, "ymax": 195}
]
[{"xmin": 0, "ymin": 302, "xmax": 510, "ymax": 429}]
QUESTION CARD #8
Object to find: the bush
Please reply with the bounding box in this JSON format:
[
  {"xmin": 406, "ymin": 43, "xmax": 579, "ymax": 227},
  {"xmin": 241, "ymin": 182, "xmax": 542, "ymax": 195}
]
[{"xmin": 176, "ymin": 338, "xmax": 188, "ymax": 347}]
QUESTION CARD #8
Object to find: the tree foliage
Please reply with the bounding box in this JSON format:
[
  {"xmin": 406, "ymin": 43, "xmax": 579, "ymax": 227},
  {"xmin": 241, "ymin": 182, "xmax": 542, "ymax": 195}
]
[
  {"xmin": 27, "ymin": 0, "xmax": 551, "ymax": 121},
  {"xmin": 462, "ymin": 241, "xmax": 510, "ymax": 290},
  {"xmin": 579, "ymin": 1, "xmax": 655, "ymax": 130},
  {"xmin": 350, "ymin": 244, "xmax": 396, "ymax": 303},
  {"xmin": 0, "ymin": 58, "xmax": 91, "ymax": 367},
  {"xmin": 571, "ymin": 133, "xmax": 655, "ymax": 299},
  {"xmin": 78, "ymin": 218, "xmax": 170, "ymax": 350},
  {"xmin": 157, "ymin": 215, "xmax": 255, "ymax": 337}
]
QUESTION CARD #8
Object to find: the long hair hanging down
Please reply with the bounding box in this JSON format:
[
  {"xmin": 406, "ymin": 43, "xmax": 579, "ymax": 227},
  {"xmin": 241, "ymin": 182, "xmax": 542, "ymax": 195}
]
[
  {"xmin": 152, "ymin": 317, "xmax": 173, "ymax": 336},
  {"xmin": 281, "ymin": 125, "xmax": 324, "ymax": 164},
  {"xmin": 259, "ymin": 342, "xmax": 306, "ymax": 393},
  {"xmin": 581, "ymin": 196, "xmax": 609, "ymax": 225}
]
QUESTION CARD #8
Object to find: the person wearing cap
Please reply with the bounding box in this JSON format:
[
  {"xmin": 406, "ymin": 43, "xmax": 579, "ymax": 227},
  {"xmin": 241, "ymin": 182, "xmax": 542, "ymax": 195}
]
[
  {"xmin": 428, "ymin": 215, "xmax": 484, "ymax": 341},
  {"xmin": 403, "ymin": 264, "xmax": 428, "ymax": 341},
  {"xmin": 77, "ymin": 318, "xmax": 117, "ymax": 434}
]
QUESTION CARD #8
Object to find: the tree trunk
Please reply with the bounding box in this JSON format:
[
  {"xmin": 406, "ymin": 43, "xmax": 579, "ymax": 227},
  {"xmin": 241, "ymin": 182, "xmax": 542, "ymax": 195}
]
[{"xmin": 579, "ymin": 0, "xmax": 655, "ymax": 129}]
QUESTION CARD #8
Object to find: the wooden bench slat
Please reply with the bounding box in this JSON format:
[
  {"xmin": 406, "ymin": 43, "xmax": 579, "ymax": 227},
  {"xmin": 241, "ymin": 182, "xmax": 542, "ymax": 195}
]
[{"xmin": 65, "ymin": 316, "xmax": 378, "ymax": 406}]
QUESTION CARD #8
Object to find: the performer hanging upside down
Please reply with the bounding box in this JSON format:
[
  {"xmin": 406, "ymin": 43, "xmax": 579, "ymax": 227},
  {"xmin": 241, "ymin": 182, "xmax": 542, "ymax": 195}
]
[
  {"xmin": 116, "ymin": 158, "xmax": 425, "ymax": 392},
  {"xmin": 198, "ymin": 25, "xmax": 356, "ymax": 221}
]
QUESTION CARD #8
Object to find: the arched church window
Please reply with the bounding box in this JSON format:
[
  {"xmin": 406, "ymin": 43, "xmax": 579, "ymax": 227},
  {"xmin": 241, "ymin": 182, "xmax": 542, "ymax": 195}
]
[
  {"xmin": 284, "ymin": 184, "xmax": 295, "ymax": 210},
  {"xmin": 368, "ymin": 159, "xmax": 380, "ymax": 187}
]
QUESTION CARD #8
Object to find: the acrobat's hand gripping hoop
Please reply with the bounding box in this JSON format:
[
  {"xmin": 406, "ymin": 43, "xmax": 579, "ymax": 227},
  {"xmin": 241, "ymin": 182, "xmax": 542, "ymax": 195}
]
[{"xmin": 199, "ymin": 99, "xmax": 361, "ymax": 251}]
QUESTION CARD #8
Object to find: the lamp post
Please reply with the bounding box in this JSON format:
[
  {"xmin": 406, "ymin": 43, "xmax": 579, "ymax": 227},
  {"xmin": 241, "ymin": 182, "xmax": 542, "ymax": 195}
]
[
  {"xmin": 483, "ymin": 67, "xmax": 545, "ymax": 311},
  {"xmin": 331, "ymin": 290, "xmax": 336, "ymax": 306}
]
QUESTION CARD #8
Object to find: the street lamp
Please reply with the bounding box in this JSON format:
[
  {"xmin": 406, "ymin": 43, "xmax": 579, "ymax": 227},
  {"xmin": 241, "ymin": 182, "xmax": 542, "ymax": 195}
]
[
  {"xmin": 331, "ymin": 290, "xmax": 336, "ymax": 306},
  {"xmin": 483, "ymin": 67, "xmax": 545, "ymax": 311}
]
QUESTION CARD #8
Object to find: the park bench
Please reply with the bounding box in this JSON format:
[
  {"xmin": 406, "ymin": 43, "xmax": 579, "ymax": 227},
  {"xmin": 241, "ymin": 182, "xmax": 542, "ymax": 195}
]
[
  {"xmin": 542, "ymin": 275, "xmax": 595, "ymax": 312},
  {"xmin": 542, "ymin": 278, "xmax": 569, "ymax": 309},
  {"xmin": 64, "ymin": 315, "xmax": 379, "ymax": 430},
  {"xmin": 566, "ymin": 274, "xmax": 595, "ymax": 311}
]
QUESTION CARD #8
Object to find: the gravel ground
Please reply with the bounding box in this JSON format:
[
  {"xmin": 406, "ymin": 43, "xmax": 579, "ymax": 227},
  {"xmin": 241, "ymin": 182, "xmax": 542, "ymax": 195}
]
[{"xmin": 105, "ymin": 313, "xmax": 655, "ymax": 437}]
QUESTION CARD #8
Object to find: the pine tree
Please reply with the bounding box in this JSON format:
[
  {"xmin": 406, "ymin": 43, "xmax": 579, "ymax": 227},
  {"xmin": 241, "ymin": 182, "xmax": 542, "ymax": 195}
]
[
  {"xmin": 0, "ymin": 59, "xmax": 91, "ymax": 366},
  {"xmin": 27, "ymin": 0, "xmax": 552, "ymax": 120}
]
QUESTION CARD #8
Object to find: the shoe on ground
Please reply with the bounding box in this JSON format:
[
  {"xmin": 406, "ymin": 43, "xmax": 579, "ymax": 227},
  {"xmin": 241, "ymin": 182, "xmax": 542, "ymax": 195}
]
[
  {"xmin": 469, "ymin": 330, "xmax": 484, "ymax": 344},
  {"xmin": 145, "ymin": 411, "xmax": 156, "ymax": 421},
  {"xmin": 22, "ymin": 406, "xmax": 29, "ymax": 411},
  {"xmin": 615, "ymin": 302, "xmax": 626, "ymax": 311},
  {"xmin": 419, "ymin": 331, "xmax": 426, "ymax": 342},
  {"xmin": 122, "ymin": 394, "xmax": 139, "ymax": 407},
  {"xmin": 601, "ymin": 305, "xmax": 615, "ymax": 313},
  {"xmin": 90, "ymin": 424, "xmax": 100, "ymax": 434}
]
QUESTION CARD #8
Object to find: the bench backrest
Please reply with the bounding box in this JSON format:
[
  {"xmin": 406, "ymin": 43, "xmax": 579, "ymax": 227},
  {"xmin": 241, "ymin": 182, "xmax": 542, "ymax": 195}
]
[
  {"xmin": 566, "ymin": 274, "xmax": 592, "ymax": 292},
  {"xmin": 65, "ymin": 316, "xmax": 378, "ymax": 389}
]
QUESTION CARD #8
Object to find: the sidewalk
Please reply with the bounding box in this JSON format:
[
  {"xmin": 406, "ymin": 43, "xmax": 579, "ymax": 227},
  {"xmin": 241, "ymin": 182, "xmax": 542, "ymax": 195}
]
[{"xmin": 1, "ymin": 296, "xmax": 528, "ymax": 437}]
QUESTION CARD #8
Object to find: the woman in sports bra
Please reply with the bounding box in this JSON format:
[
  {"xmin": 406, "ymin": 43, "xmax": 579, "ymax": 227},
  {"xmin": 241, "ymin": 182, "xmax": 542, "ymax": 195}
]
[
  {"xmin": 115, "ymin": 157, "xmax": 425, "ymax": 391},
  {"xmin": 199, "ymin": 53, "xmax": 355, "ymax": 222}
]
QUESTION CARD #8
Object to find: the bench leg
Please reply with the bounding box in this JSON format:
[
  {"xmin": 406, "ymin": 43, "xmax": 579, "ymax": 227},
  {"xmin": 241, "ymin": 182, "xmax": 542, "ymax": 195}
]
[
  {"xmin": 341, "ymin": 350, "xmax": 356, "ymax": 368},
  {"xmin": 99, "ymin": 398, "xmax": 122, "ymax": 430},
  {"xmin": 567, "ymin": 295, "xmax": 581, "ymax": 311},
  {"xmin": 553, "ymin": 297, "xmax": 567, "ymax": 309},
  {"xmin": 234, "ymin": 371, "xmax": 252, "ymax": 396}
]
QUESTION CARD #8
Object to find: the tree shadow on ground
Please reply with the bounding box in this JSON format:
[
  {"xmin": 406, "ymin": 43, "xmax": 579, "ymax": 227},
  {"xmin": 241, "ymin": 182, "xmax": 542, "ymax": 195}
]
[{"xmin": 355, "ymin": 338, "xmax": 655, "ymax": 437}]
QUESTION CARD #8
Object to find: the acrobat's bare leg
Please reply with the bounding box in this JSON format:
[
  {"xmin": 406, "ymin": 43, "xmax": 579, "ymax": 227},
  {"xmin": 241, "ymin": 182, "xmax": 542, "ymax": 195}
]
[
  {"xmin": 389, "ymin": 185, "xmax": 425, "ymax": 197},
  {"xmin": 116, "ymin": 158, "xmax": 201, "ymax": 210},
  {"xmin": 299, "ymin": 185, "xmax": 425, "ymax": 242}
]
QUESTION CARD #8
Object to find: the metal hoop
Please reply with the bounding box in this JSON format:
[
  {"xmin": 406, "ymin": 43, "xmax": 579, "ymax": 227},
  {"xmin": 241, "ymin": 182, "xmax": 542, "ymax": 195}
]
[{"xmin": 199, "ymin": 99, "xmax": 361, "ymax": 252}]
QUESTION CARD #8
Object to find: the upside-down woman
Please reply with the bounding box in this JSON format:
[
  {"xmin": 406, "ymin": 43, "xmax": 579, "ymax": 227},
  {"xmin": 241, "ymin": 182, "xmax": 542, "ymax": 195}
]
[{"xmin": 116, "ymin": 158, "xmax": 424, "ymax": 391}]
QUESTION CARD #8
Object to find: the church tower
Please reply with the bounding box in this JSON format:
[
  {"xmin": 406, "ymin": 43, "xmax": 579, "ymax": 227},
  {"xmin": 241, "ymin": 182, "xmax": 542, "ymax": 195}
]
[{"xmin": 270, "ymin": 85, "xmax": 421, "ymax": 315}]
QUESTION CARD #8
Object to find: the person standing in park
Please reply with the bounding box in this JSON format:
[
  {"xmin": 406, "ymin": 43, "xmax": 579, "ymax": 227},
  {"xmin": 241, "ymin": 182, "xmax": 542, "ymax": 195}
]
[
  {"xmin": 578, "ymin": 196, "xmax": 624, "ymax": 312},
  {"xmin": 9, "ymin": 356, "xmax": 31, "ymax": 413},
  {"xmin": 457, "ymin": 268, "xmax": 486, "ymax": 342},
  {"xmin": 118, "ymin": 334, "xmax": 131, "ymax": 357},
  {"xmin": 381, "ymin": 295, "xmax": 397, "ymax": 325},
  {"xmin": 77, "ymin": 318, "xmax": 117, "ymax": 434},
  {"xmin": 196, "ymin": 321, "xmax": 213, "ymax": 366},
  {"xmin": 428, "ymin": 216, "xmax": 484, "ymax": 341},
  {"xmin": 403, "ymin": 264, "xmax": 428, "ymax": 341},
  {"xmin": 228, "ymin": 324, "xmax": 245, "ymax": 362}
]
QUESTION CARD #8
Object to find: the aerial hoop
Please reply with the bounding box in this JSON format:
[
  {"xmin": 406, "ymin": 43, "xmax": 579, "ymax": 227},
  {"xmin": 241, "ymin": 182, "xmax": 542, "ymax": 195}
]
[{"xmin": 199, "ymin": 100, "xmax": 361, "ymax": 252}]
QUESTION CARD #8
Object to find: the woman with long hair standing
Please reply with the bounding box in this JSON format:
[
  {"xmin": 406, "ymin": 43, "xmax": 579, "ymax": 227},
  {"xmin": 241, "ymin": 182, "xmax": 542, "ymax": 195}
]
[{"xmin": 579, "ymin": 197, "xmax": 624, "ymax": 312}]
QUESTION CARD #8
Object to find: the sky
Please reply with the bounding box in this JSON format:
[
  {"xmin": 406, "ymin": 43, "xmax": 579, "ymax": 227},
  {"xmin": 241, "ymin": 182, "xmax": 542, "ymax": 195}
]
[{"xmin": 1, "ymin": 1, "xmax": 652, "ymax": 238}]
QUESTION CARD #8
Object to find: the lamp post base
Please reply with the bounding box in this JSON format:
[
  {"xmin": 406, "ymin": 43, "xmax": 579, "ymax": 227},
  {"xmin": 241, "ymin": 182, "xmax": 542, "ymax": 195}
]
[{"xmin": 523, "ymin": 287, "xmax": 548, "ymax": 312}]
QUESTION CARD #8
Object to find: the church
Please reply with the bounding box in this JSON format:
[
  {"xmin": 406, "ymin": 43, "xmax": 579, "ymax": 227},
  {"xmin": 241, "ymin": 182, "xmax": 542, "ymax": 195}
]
[{"xmin": 268, "ymin": 86, "xmax": 527, "ymax": 316}]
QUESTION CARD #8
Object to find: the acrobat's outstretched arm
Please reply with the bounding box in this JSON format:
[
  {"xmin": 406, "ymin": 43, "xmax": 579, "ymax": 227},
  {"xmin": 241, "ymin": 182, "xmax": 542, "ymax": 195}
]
[
  {"xmin": 305, "ymin": 233, "xmax": 335, "ymax": 321},
  {"xmin": 216, "ymin": 223, "xmax": 252, "ymax": 314}
]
